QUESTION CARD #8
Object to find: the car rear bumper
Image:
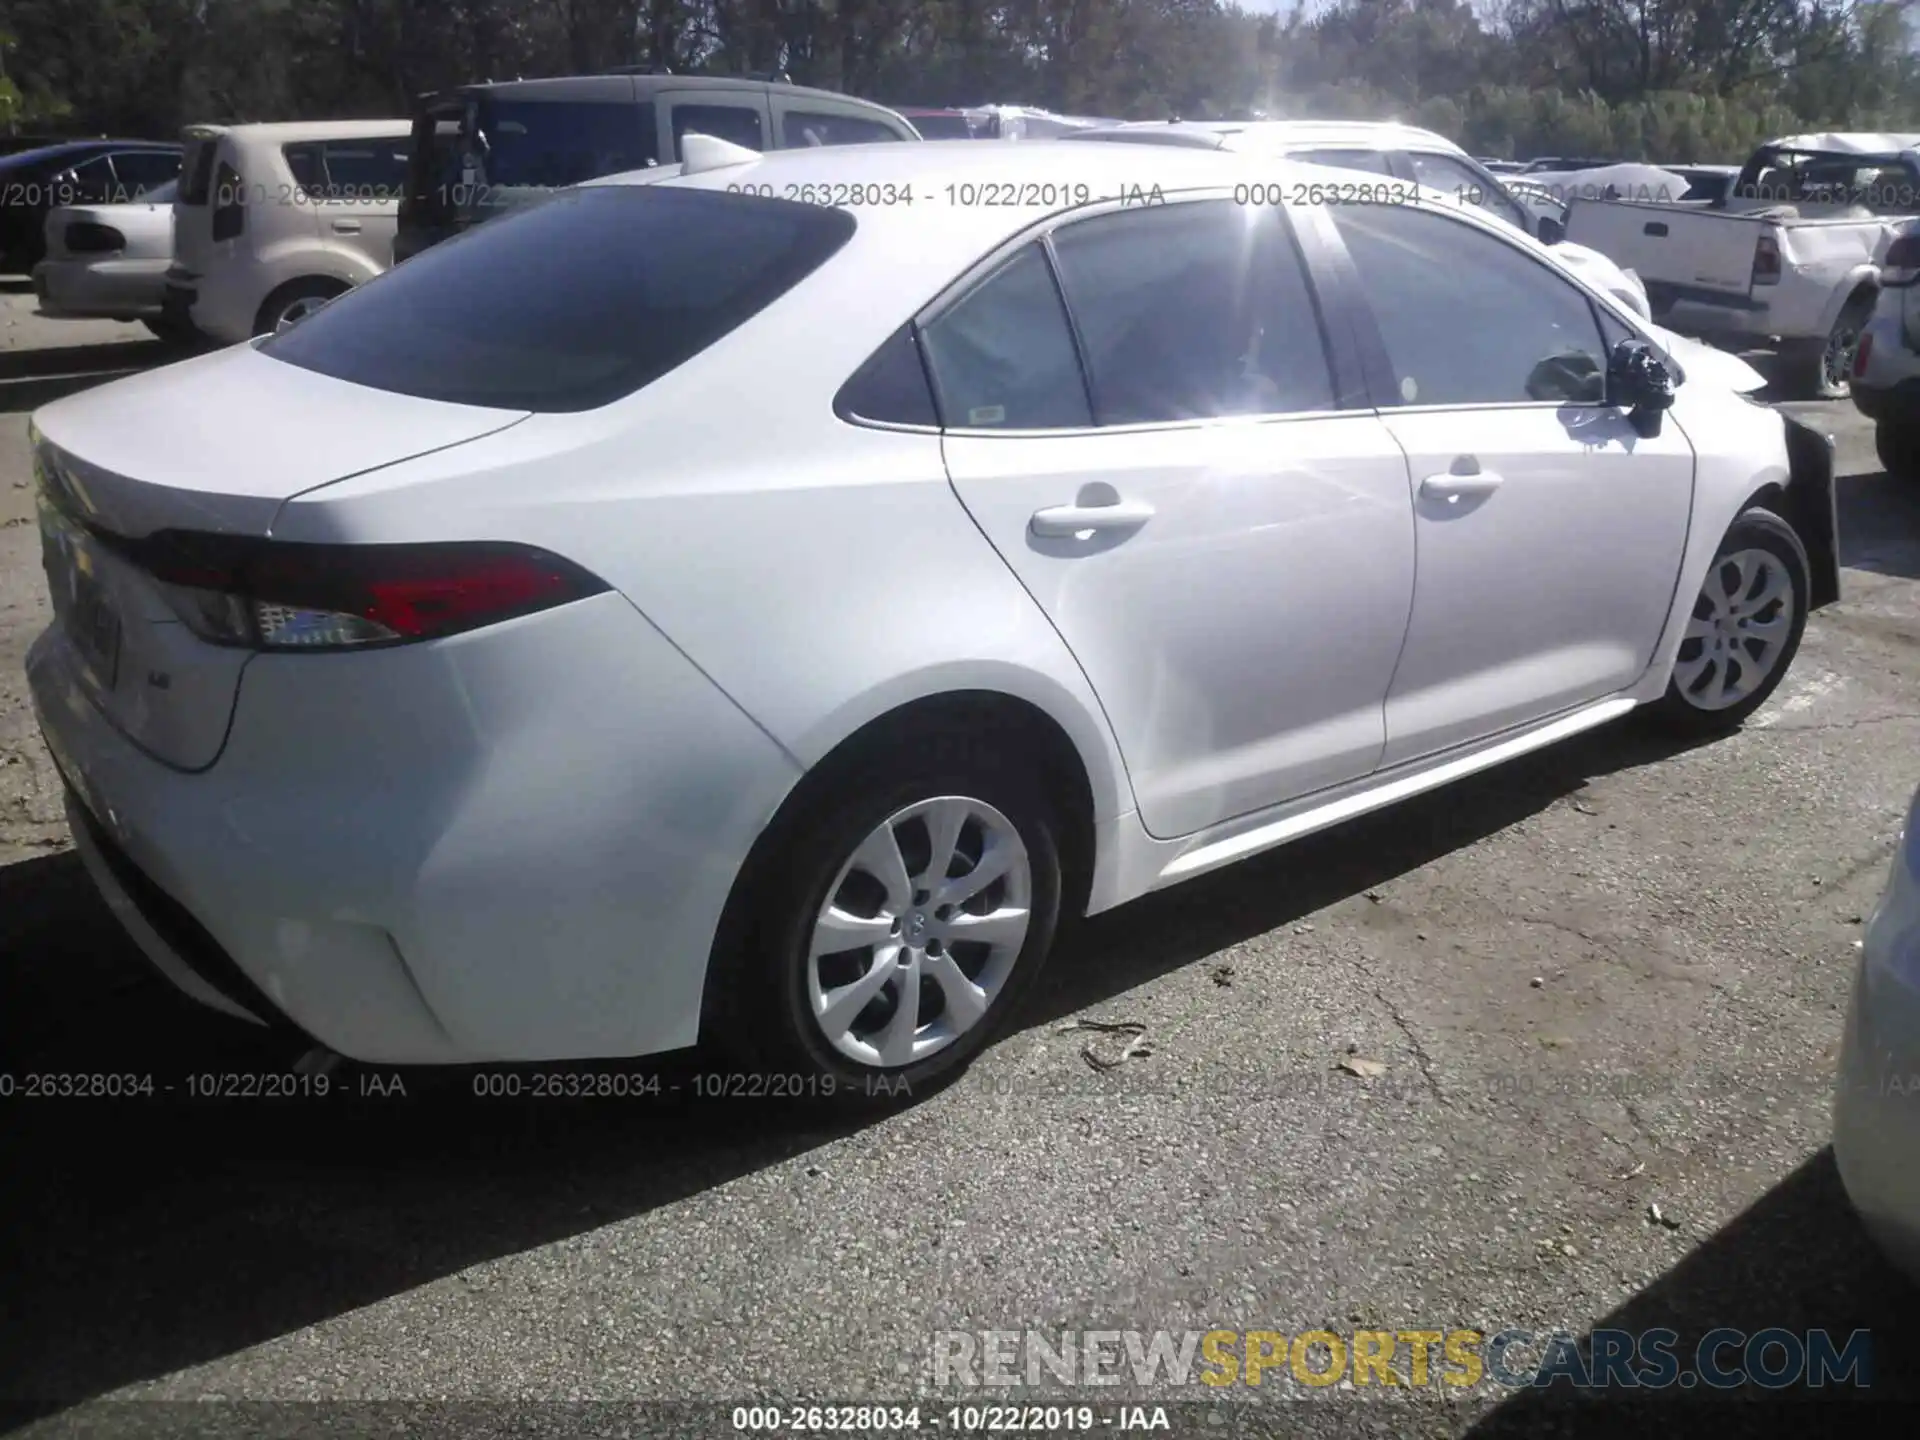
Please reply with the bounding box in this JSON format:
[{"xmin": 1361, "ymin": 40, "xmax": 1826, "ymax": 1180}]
[
  {"xmin": 28, "ymin": 591, "xmax": 803, "ymax": 1064},
  {"xmin": 32, "ymin": 257, "xmax": 169, "ymax": 320},
  {"xmin": 1833, "ymin": 842, "xmax": 1920, "ymax": 1284}
]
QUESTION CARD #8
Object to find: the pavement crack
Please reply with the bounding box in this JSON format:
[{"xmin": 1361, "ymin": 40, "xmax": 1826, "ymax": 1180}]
[{"xmin": 1373, "ymin": 985, "xmax": 1447, "ymax": 1106}]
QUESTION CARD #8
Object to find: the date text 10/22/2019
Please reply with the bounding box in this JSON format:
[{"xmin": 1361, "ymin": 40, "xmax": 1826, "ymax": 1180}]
[
  {"xmin": 724, "ymin": 181, "xmax": 1171, "ymax": 209},
  {"xmin": 731, "ymin": 1405, "xmax": 1173, "ymax": 1432}
]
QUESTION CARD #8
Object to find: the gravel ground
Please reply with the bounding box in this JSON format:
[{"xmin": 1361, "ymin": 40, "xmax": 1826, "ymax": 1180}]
[{"xmin": 2, "ymin": 283, "xmax": 1917, "ymax": 1439}]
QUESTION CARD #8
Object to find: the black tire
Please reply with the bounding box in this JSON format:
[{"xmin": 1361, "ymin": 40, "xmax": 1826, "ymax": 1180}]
[
  {"xmin": 252, "ymin": 278, "xmax": 346, "ymax": 337},
  {"xmin": 1784, "ymin": 294, "xmax": 1875, "ymax": 400},
  {"xmin": 1648, "ymin": 507, "xmax": 1810, "ymax": 737},
  {"xmin": 1876, "ymin": 421, "xmax": 1920, "ymax": 480},
  {"xmin": 141, "ymin": 315, "xmax": 199, "ymax": 346},
  {"xmin": 704, "ymin": 723, "xmax": 1065, "ymax": 1104}
]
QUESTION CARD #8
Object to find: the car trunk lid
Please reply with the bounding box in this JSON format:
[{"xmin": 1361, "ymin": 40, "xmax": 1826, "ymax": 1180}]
[{"xmin": 30, "ymin": 343, "xmax": 529, "ymax": 770}]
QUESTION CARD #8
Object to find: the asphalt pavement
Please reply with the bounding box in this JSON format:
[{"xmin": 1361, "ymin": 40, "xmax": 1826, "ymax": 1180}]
[{"xmin": 2, "ymin": 284, "xmax": 1917, "ymax": 1438}]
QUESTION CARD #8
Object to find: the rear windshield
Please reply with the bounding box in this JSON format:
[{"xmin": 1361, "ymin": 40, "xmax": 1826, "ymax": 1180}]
[
  {"xmin": 470, "ymin": 98, "xmax": 657, "ymax": 188},
  {"xmin": 260, "ymin": 184, "xmax": 856, "ymax": 412}
]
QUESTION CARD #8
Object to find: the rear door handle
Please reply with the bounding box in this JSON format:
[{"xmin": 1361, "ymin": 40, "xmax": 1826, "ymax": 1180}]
[
  {"xmin": 1420, "ymin": 462, "xmax": 1504, "ymax": 503},
  {"xmin": 1029, "ymin": 499, "xmax": 1156, "ymax": 538},
  {"xmin": 331, "ymin": 219, "xmax": 362, "ymax": 234}
]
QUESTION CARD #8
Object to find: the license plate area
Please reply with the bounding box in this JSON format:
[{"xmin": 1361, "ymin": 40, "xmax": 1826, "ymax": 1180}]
[{"xmin": 41, "ymin": 511, "xmax": 123, "ymax": 691}]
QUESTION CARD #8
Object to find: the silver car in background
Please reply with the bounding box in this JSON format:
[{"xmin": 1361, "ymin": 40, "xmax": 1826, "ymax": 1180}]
[
  {"xmin": 32, "ymin": 177, "xmax": 182, "ymax": 339},
  {"xmin": 1834, "ymin": 780, "xmax": 1920, "ymax": 1282}
]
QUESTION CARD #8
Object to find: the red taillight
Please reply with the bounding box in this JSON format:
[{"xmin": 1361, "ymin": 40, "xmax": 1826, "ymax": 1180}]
[
  {"xmin": 63, "ymin": 221, "xmax": 126, "ymax": 254},
  {"xmin": 1751, "ymin": 233, "xmax": 1782, "ymax": 286},
  {"xmin": 121, "ymin": 534, "xmax": 609, "ymax": 650},
  {"xmin": 1856, "ymin": 331, "xmax": 1874, "ymax": 378}
]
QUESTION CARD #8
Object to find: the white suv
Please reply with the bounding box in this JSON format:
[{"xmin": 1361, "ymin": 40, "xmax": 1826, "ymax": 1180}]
[{"xmin": 162, "ymin": 120, "xmax": 411, "ymax": 343}]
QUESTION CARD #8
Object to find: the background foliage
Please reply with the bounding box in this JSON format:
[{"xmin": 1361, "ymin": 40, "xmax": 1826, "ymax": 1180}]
[{"xmin": 0, "ymin": 0, "xmax": 1915, "ymax": 160}]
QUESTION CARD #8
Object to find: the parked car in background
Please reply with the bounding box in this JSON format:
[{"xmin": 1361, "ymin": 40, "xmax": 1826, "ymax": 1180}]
[
  {"xmin": 393, "ymin": 73, "xmax": 919, "ymax": 262},
  {"xmin": 164, "ymin": 120, "xmax": 411, "ymax": 343},
  {"xmin": 1667, "ymin": 163, "xmax": 1741, "ymax": 205},
  {"xmin": 32, "ymin": 177, "xmax": 180, "ymax": 336},
  {"xmin": 1477, "ymin": 157, "xmax": 1525, "ymax": 175},
  {"xmin": 899, "ymin": 108, "xmax": 994, "ymax": 140},
  {"xmin": 26, "ymin": 139, "xmax": 1836, "ymax": 1090},
  {"xmin": 0, "ymin": 139, "xmax": 181, "ymax": 273},
  {"xmin": 1833, "ymin": 778, "xmax": 1920, "ymax": 1283},
  {"xmin": 1850, "ymin": 216, "xmax": 1920, "ymax": 477},
  {"xmin": 1566, "ymin": 132, "xmax": 1920, "ymax": 398},
  {"xmin": 1062, "ymin": 120, "xmax": 1654, "ymax": 318}
]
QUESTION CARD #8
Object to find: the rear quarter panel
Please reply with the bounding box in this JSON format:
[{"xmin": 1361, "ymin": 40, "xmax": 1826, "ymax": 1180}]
[{"xmin": 262, "ymin": 263, "xmax": 1139, "ymax": 835}]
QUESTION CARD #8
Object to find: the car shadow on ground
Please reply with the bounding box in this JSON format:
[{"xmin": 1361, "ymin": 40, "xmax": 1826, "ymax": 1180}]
[
  {"xmin": 0, "ymin": 716, "xmax": 1715, "ymax": 1419},
  {"xmin": 0, "ymin": 338, "xmax": 175, "ymax": 413},
  {"xmin": 1464, "ymin": 1150, "xmax": 1920, "ymax": 1435}
]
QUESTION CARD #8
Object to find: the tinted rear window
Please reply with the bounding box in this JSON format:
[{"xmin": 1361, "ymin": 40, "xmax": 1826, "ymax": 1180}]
[
  {"xmin": 260, "ymin": 184, "xmax": 856, "ymax": 413},
  {"xmin": 473, "ymin": 99, "xmax": 656, "ymax": 187}
]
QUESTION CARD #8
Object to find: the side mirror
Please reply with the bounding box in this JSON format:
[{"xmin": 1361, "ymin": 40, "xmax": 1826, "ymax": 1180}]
[
  {"xmin": 1537, "ymin": 213, "xmax": 1566, "ymax": 245},
  {"xmin": 1609, "ymin": 338, "xmax": 1677, "ymax": 436}
]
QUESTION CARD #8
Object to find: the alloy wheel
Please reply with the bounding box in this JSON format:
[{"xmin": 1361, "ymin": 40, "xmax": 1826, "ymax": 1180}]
[
  {"xmin": 806, "ymin": 795, "xmax": 1032, "ymax": 1068},
  {"xmin": 1671, "ymin": 548, "xmax": 1797, "ymax": 710}
]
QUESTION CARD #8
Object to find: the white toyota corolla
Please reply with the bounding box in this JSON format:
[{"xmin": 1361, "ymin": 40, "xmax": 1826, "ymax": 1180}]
[{"xmin": 26, "ymin": 139, "xmax": 1841, "ymax": 1089}]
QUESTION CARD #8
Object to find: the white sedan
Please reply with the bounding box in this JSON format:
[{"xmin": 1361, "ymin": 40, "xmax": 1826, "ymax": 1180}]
[
  {"xmin": 32, "ymin": 178, "xmax": 182, "ymax": 338},
  {"xmin": 25, "ymin": 139, "xmax": 1841, "ymax": 1088}
]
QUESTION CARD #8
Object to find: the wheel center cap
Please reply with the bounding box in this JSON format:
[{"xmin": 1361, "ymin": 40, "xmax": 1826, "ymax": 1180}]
[{"xmin": 906, "ymin": 912, "xmax": 928, "ymax": 942}]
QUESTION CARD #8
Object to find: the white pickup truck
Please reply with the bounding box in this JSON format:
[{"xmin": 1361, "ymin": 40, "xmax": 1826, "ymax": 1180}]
[{"xmin": 1565, "ymin": 132, "xmax": 1920, "ymax": 398}]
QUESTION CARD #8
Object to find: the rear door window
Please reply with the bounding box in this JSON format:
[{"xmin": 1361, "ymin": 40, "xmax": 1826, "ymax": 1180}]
[
  {"xmin": 282, "ymin": 142, "xmax": 324, "ymax": 193},
  {"xmin": 316, "ymin": 139, "xmax": 410, "ymax": 201},
  {"xmin": 672, "ymin": 104, "xmax": 766, "ymax": 157},
  {"xmin": 61, "ymin": 155, "xmax": 118, "ymax": 204},
  {"xmin": 918, "ymin": 244, "xmax": 1092, "ymax": 430},
  {"xmin": 1048, "ymin": 200, "xmax": 1337, "ymax": 423},
  {"xmin": 110, "ymin": 149, "xmax": 180, "ymax": 198},
  {"xmin": 259, "ymin": 185, "xmax": 855, "ymax": 413},
  {"xmin": 472, "ymin": 100, "xmax": 656, "ymax": 188},
  {"xmin": 1294, "ymin": 148, "xmax": 1394, "ymax": 176}
]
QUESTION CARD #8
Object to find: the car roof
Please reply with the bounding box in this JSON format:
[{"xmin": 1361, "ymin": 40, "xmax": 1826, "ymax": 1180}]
[
  {"xmin": 451, "ymin": 73, "xmax": 899, "ymax": 110},
  {"xmin": 0, "ymin": 139, "xmax": 177, "ymax": 168},
  {"xmin": 1065, "ymin": 118, "xmax": 1464, "ymax": 156},
  {"xmin": 183, "ymin": 120, "xmax": 410, "ymax": 143},
  {"xmin": 1764, "ymin": 132, "xmax": 1920, "ymax": 156}
]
